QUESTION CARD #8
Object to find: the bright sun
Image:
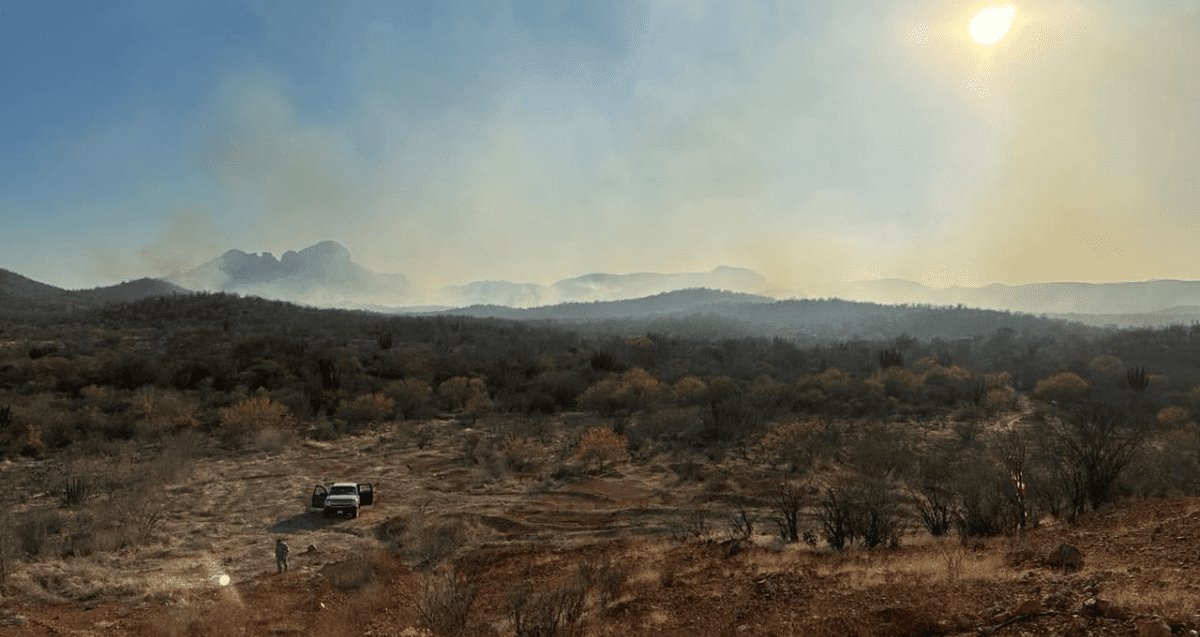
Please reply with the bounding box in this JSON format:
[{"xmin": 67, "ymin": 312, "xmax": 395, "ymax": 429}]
[{"xmin": 969, "ymin": 4, "xmax": 1016, "ymax": 46}]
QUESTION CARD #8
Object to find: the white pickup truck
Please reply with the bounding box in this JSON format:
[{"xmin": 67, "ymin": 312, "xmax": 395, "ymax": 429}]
[{"xmin": 310, "ymin": 482, "xmax": 375, "ymax": 519}]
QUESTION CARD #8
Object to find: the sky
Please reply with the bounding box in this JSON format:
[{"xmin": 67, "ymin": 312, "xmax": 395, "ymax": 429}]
[{"xmin": 1, "ymin": 0, "xmax": 1198, "ymax": 293}]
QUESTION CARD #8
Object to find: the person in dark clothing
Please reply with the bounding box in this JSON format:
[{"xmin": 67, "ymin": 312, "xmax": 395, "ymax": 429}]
[{"xmin": 275, "ymin": 538, "xmax": 290, "ymax": 573}]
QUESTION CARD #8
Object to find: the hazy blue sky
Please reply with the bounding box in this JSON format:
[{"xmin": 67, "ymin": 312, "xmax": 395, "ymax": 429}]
[{"xmin": 1, "ymin": 1, "xmax": 1197, "ymax": 292}]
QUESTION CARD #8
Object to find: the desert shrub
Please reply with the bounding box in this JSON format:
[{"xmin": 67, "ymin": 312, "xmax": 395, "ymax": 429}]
[
  {"xmin": 438, "ymin": 377, "xmax": 486, "ymax": 412},
  {"xmin": 507, "ymin": 575, "xmax": 588, "ymax": 637},
  {"xmin": 120, "ymin": 494, "xmax": 168, "ymax": 549},
  {"xmin": 383, "ymin": 378, "xmax": 434, "ymax": 419},
  {"xmin": 579, "ymin": 368, "xmax": 664, "ymax": 417},
  {"xmin": 322, "ymin": 555, "xmax": 378, "ymax": 591},
  {"xmin": 306, "ymin": 417, "xmax": 339, "ymax": 441},
  {"xmin": 705, "ymin": 375, "xmax": 759, "ymax": 439},
  {"xmin": 80, "ymin": 384, "xmax": 124, "ymax": 412},
  {"xmin": 792, "ymin": 367, "xmax": 856, "ymax": 413},
  {"xmin": 1035, "ymin": 403, "xmax": 1146, "ymax": 517},
  {"xmin": 11, "ymin": 393, "xmax": 77, "ymax": 451},
  {"xmin": 215, "ymin": 396, "xmax": 294, "ymax": 448},
  {"xmin": 129, "ymin": 387, "xmax": 199, "ymax": 438},
  {"xmin": 417, "ymin": 568, "xmax": 479, "ymax": 637},
  {"xmin": 1033, "ymin": 372, "xmax": 1090, "ymax": 404},
  {"xmin": 771, "ymin": 479, "xmax": 809, "ymax": 543},
  {"xmin": 912, "ymin": 484, "xmax": 955, "ymax": 537},
  {"xmin": 670, "ymin": 376, "xmax": 708, "ymax": 406},
  {"xmin": 668, "ymin": 508, "xmax": 711, "ymax": 542},
  {"xmin": 630, "ymin": 407, "xmax": 704, "ymax": 446},
  {"xmin": 1156, "ymin": 405, "xmax": 1193, "ymax": 429},
  {"xmin": 15, "ymin": 509, "xmax": 66, "ymax": 558},
  {"xmin": 103, "ymin": 351, "xmax": 161, "ymax": 390},
  {"xmin": 530, "ymin": 370, "xmax": 587, "ymax": 410},
  {"xmin": 813, "ymin": 475, "xmax": 906, "ymax": 549},
  {"xmin": 500, "ymin": 435, "xmax": 551, "ymax": 474},
  {"xmin": 405, "ymin": 518, "xmax": 466, "ymax": 570},
  {"xmin": 0, "ymin": 517, "xmax": 15, "ymax": 588},
  {"xmin": 815, "ymin": 485, "xmax": 855, "ymax": 551},
  {"xmin": 148, "ymin": 602, "xmax": 248, "ymax": 637},
  {"xmin": 920, "ymin": 363, "xmax": 978, "ymax": 406},
  {"xmin": 953, "ymin": 451, "xmax": 1011, "ymax": 538},
  {"xmin": 1121, "ymin": 428, "xmax": 1200, "ymax": 497},
  {"xmin": 338, "ymin": 392, "xmax": 396, "ymax": 427},
  {"xmin": 851, "ymin": 477, "xmax": 906, "ymax": 549},
  {"xmin": 729, "ymin": 509, "xmax": 754, "ymax": 540},
  {"xmin": 575, "ymin": 427, "xmax": 627, "ymax": 472},
  {"xmin": 760, "ymin": 419, "xmax": 824, "ymax": 474},
  {"xmin": 910, "ymin": 439, "xmax": 959, "ymax": 536},
  {"xmin": 459, "ymin": 432, "xmax": 504, "ymax": 482},
  {"xmin": 865, "ymin": 367, "xmax": 923, "ymax": 406},
  {"xmin": 981, "ymin": 387, "xmax": 1017, "ymax": 413},
  {"xmin": 580, "ymin": 558, "xmax": 627, "ymax": 610}
]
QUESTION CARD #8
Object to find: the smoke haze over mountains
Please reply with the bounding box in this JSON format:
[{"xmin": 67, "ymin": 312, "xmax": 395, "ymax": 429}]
[{"xmin": 1, "ymin": 2, "xmax": 1197, "ymax": 293}]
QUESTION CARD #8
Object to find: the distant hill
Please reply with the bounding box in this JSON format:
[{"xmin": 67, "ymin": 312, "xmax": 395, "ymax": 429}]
[
  {"xmin": 435, "ymin": 266, "xmax": 768, "ymax": 307},
  {"xmin": 837, "ymin": 279, "xmax": 1200, "ymax": 316},
  {"xmin": 0, "ymin": 269, "xmax": 191, "ymax": 316},
  {"xmin": 445, "ymin": 288, "xmax": 774, "ymax": 321},
  {"xmin": 72, "ymin": 278, "xmax": 189, "ymax": 304},
  {"xmin": 1053, "ymin": 305, "xmax": 1200, "ymax": 328},
  {"xmin": 438, "ymin": 288, "xmax": 1092, "ymax": 341},
  {"xmin": 0, "ymin": 268, "xmax": 68, "ymax": 301},
  {"xmin": 168, "ymin": 240, "xmax": 410, "ymax": 308}
]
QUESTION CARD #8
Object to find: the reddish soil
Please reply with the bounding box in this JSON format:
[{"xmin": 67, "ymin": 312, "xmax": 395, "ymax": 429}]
[{"xmin": 2, "ymin": 424, "xmax": 1199, "ymax": 636}]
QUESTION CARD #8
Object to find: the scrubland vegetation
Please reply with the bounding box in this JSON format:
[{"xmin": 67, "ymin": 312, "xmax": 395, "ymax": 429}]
[{"xmin": 1, "ymin": 293, "xmax": 1199, "ymax": 634}]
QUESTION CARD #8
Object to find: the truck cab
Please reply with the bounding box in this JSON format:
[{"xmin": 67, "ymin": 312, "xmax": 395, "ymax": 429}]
[{"xmin": 310, "ymin": 482, "xmax": 375, "ymax": 519}]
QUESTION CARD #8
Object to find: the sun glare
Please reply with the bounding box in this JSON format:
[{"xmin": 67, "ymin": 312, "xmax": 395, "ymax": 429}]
[{"xmin": 969, "ymin": 4, "xmax": 1016, "ymax": 46}]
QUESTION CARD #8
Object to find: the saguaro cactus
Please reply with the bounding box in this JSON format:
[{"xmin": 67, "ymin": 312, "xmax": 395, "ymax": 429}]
[
  {"xmin": 878, "ymin": 347, "xmax": 904, "ymax": 370},
  {"xmin": 1126, "ymin": 366, "xmax": 1149, "ymax": 392},
  {"xmin": 318, "ymin": 357, "xmax": 342, "ymax": 391}
]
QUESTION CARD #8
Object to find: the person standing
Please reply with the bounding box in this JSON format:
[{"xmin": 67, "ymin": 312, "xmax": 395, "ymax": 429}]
[{"xmin": 275, "ymin": 538, "xmax": 290, "ymax": 573}]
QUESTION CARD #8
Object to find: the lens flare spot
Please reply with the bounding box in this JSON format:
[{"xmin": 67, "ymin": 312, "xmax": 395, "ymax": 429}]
[{"xmin": 969, "ymin": 4, "xmax": 1016, "ymax": 46}]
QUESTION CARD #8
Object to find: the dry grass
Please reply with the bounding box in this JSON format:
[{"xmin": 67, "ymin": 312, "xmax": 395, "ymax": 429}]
[
  {"xmin": 143, "ymin": 601, "xmax": 249, "ymax": 637},
  {"xmin": 807, "ymin": 541, "xmax": 1010, "ymax": 590},
  {"xmin": 1106, "ymin": 575, "xmax": 1200, "ymax": 624},
  {"xmin": 7, "ymin": 559, "xmax": 145, "ymax": 603}
]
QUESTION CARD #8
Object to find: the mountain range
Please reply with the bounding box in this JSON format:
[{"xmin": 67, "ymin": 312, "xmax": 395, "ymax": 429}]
[
  {"xmin": 166, "ymin": 240, "xmax": 412, "ymax": 308},
  {"xmin": 163, "ymin": 240, "xmax": 769, "ymax": 309},
  {"xmin": 5, "ymin": 240, "xmax": 1200, "ymax": 329}
]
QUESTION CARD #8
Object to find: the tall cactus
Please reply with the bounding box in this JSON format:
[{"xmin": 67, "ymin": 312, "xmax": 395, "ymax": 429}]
[
  {"xmin": 1126, "ymin": 366, "xmax": 1149, "ymax": 392},
  {"xmin": 60, "ymin": 475, "xmax": 91, "ymax": 507},
  {"xmin": 318, "ymin": 357, "xmax": 341, "ymax": 391},
  {"xmin": 878, "ymin": 347, "xmax": 904, "ymax": 370}
]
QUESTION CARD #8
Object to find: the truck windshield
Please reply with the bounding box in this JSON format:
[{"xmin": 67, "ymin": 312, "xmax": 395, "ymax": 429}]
[{"xmin": 330, "ymin": 486, "xmax": 357, "ymax": 495}]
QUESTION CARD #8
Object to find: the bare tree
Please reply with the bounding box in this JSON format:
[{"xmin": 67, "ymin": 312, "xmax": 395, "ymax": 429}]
[
  {"xmin": 1040, "ymin": 404, "xmax": 1145, "ymax": 518},
  {"xmin": 770, "ymin": 479, "xmax": 810, "ymax": 543},
  {"xmin": 992, "ymin": 426, "xmax": 1030, "ymax": 531}
]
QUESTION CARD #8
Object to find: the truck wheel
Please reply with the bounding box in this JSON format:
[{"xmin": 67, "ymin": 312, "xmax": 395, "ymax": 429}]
[{"xmin": 322, "ymin": 509, "xmax": 331, "ymax": 519}]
